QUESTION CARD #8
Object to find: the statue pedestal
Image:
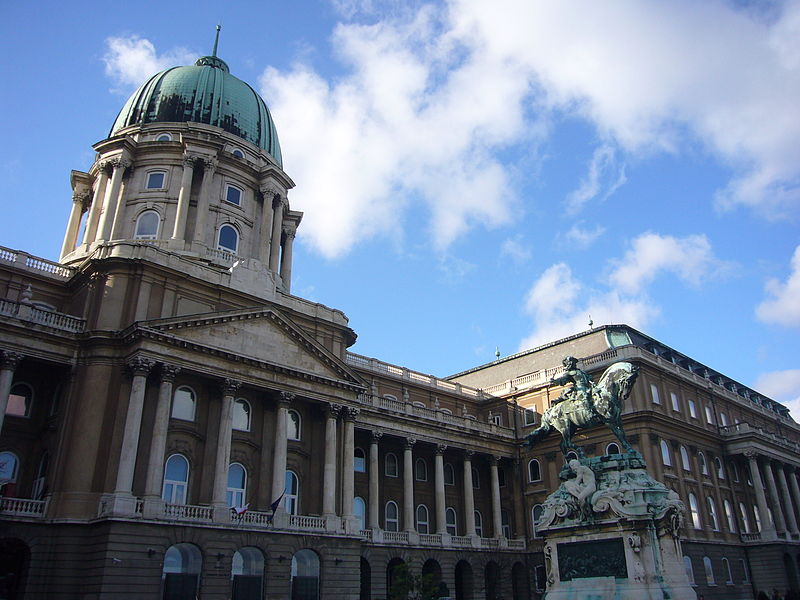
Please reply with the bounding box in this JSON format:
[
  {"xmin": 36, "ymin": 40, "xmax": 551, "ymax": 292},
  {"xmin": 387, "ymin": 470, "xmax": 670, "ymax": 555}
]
[{"xmin": 539, "ymin": 454, "xmax": 696, "ymax": 600}]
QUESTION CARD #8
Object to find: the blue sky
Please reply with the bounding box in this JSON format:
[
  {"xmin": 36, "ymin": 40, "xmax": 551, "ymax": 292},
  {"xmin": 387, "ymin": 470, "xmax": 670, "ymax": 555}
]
[{"xmin": 2, "ymin": 0, "xmax": 799, "ymax": 415}]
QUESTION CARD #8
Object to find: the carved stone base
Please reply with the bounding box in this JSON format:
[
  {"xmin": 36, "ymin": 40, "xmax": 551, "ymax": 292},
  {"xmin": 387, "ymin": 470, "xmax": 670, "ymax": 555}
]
[{"xmin": 539, "ymin": 454, "xmax": 696, "ymax": 600}]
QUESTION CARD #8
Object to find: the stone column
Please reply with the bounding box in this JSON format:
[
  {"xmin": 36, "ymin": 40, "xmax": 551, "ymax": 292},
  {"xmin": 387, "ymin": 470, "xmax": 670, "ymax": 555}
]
[
  {"xmin": 490, "ymin": 455, "xmax": 503, "ymax": 538},
  {"xmin": 279, "ymin": 224, "xmax": 297, "ymax": 293},
  {"xmin": 61, "ymin": 190, "xmax": 89, "ymax": 258},
  {"xmin": 171, "ymin": 154, "xmax": 197, "ymax": 243},
  {"xmin": 403, "ymin": 438, "xmax": 416, "ymax": 532},
  {"xmin": 143, "ymin": 365, "xmax": 180, "ymax": 498},
  {"xmin": 268, "ymin": 196, "xmax": 285, "ymax": 272},
  {"xmin": 369, "ymin": 430, "xmax": 383, "ymax": 528},
  {"xmin": 192, "ymin": 158, "xmax": 217, "ymax": 248},
  {"xmin": 258, "ymin": 184, "xmax": 279, "ymax": 263},
  {"xmin": 211, "ymin": 379, "xmax": 241, "ymax": 519},
  {"xmin": 83, "ymin": 165, "xmax": 109, "ymax": 245},
  {"xmin": 96, "ymin": 157, "xmax": 129, "ymax": 241},
  {"xmin": 746, "ymin": 451, "xmax": 775, "ymax": 535},
  {"xmin": 342, "ymin": 408, "xmax": 359, "ymax": 524},
  {"xmin": 434, "ymin": 444, "xmax": 447, "ymax": 534},
  {"xmin": 322, "ymin": 403, "xmax": 341, "ymax": 517},
  {"xmin": 775, "ymin": 463, "xmax": 800, "ymax": 536},
  {"xmin": 763, "ymin": 459, "xmax": 787, "ymax": 533},
  {"xmin": 271, "ymin": 392, "xmax": 294, "ymax": 512},
  {"xmin": 0, "ymin": 351, "xmax": 24, "ymax": 436},
  {"xmin": 463, "ymin": 450, "xmax": 476, "ymax": 537},
  {"xmin": 788, "ymin": 468, "xmax": 800, "ymax": 536}
]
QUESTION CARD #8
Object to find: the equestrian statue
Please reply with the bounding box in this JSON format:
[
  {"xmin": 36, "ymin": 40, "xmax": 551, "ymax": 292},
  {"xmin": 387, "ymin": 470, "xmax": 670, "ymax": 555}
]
[{"xmin": 524, "ymin": 356, "xmax": 639, "ymax": 458}]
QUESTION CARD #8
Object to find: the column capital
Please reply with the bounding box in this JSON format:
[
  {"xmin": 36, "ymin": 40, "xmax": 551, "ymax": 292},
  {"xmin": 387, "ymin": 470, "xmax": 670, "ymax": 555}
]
[
  {"xmin": 744, "ymin": 449, "xmax": 760, "ymax": 460},
  {"xmin": 260, "ymin": 181, "xmax": 283, "ymax": 199},
  {"xmin": 278, "ymin": 391, "xmax": 295, "ymax": 406},
  {"xmin": 72, "ymin": 187, "xmax": 91, "ymax": 205},
  {"xmin": 126, "ymin": 356, "xmax": 155, "ymax": 377},
  {"xmin": 272, "ymin": 194, "xmax": 288, "ymax": 209},
  {"xmin": 371, "ymin": 430, "xmax": 384, "ymax": 443},
  {"xmin": 159, "ymin": 364, "xmax": 181, "ymax": 383},
  {"xmin": 464, "ymin": 449, "xmax": 475, "ymax": 460},
  {"xmin": 405, "ymin": 438, "xmax": 417, "ymax": 450},
  {"xmin": 183, "ymin": 153, "xmax": 200, "ymax": 167},
  {"xmin": 343, "ymin": 406, "xmax": 360, "ymax": 421},
  {"xmin": 326, "ymin": 403, "xmax": 342, "ymax": 419},
  {"xmin": 1, "ymin": 350, "xmax": 24, "ymax": 371},
  {"xmin": 107, "ymin": 156, "xmax": 131, "ymax": 171},
  {"xmin": 490, "ymin": 455, "xmax": 502, "ymax": 465},
  {"xmin": 221, "ymin": 378, "xmax": 242, "ymax": 396},
  {"xmin": 282, "ymin": 223, "xmax": 298, "ymax": 240},
  {"xmin": 435, "ymin": 444, "xmax": 447, "ymax": 456},
  {"xmin": 202, "ymin": 157, "xmax": 218, "ymax": 173}
]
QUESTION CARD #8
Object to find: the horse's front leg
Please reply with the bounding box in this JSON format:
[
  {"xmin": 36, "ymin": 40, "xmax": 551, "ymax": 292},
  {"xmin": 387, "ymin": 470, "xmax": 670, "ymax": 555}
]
[
  {"xmin": 608, "ymin": 418, "xmax": 634, "ymax": 453},
  {"xmin": 560, "ymin": 423, "xmax": 586, "ymax": 458}
]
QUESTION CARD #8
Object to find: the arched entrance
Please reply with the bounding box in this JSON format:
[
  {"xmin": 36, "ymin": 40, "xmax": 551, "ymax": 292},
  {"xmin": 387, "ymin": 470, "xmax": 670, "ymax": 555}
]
[
  {"xmin": 511, "ymin": 562, "xmax": 530, "ymax": 600},
  {"xmin": 162, "ymin": 543, "xmax": 202, "ymax": 600},
  {"xmin": 0, "ymin": 538, "xmax": 29, "ymax": 600},
  {"xmin": 484, "ymin": 561, "xmax": 501, "ymax": 600},
  {"xmin": 360, "ymin": 557, "xmax": 371, "ymax": 600},
  {"xmin": 232, "ymin": 547, "xmax": 264, "ymax": 600},
  {"xmin": 455, "ymin": 560, "xmax": 473, "ymax": 600},
  {"xmin": 785, "ymin": 553, "xmax": 799, "ymax": 593},
  {"xmin": 387, "ymin": 557, "xmax": 407, "ymax": 599},
  {"xmin": 291, "ymin": 549, "xmax": 320, "ymax": 600},
  {"xmin": 422, "ymin": 559, "xmax": 447, "ymax": 598}
]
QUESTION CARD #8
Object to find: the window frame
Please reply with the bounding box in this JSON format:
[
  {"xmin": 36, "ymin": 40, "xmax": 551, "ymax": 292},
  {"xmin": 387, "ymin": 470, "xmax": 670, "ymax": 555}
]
[
  {"xmin": 134, "ymin": 209, "xmax": 160, "ymax": 240},
  {"xmin": 524, "ymin": 408, "xmax": 537, "ymax": 426},
  {"xmin": 474, "ymin": 510, "xmax": 483, "ymax": 537},
  {"xmin": 688, "ymin": 398, "xmax": 697, "ymax": 419},
  {"xmin": 162, "ymin": 454, "xmax": 189, "ymax": 505},
  {"xmin": 416, "ymin": 504, "xmax": 430, "ymax": 534},
  {"xmin": 723, "ymin": 499, "xmax": 736, "ymax": 532},
  {"xmin": 683, "ymin": 556, "xmax": 695, "ymax": 585},
  {"xmin": 353, "ymin": 496, "xmax": 366, "ymax": 530},
  {"xmin": 528, "ymin": 459, "xmax": 541, "ymax": 482},
  {"xmin": 698, "ymin": 451, "xmax": 708, "ymax": 476},
  {"xmin": 415, "ymin": 458, "xmax": 428, "ymax": 482},
  {"xmin": 226, "ymin": 462, "xmax": 247, "ymax": 509},
  {"xmin": 385, "ymin": 452, "xmax": 399, "ymax": 477},
  {"xmin": 171, "ymin": 386, "xmax": 196, "ymax": 422},
  {"xmin": 650, "ymin": 383, "xmax": 660, "ymax": 404},
  {"xmin": 354, "ymin": 447, "xmax": 366, "ymax": 473},
  {"xmin": 287, "ymin": 409, "xmax": 301, "ymax": 441},
  {"xmin": 703, "ymin": 556, "xmax": 716, "ymax": 586},
  {"xmin": 232, "ymin": 398, "xmax": 251, "ymax": 432},
  {"xmin": 471, "ymin": 467, "xmax": 480, "ymax": 489},
  {"xmin": 385, "ymin": 500, "xmax": 399, "ymax": 532},
  {"xmin": 670, "ymin": 391, "xmax": 680, "ymax": 412},
  {"xmin": 284, "ymin": 470, "xmax": 299, "ymax": 515},
  {"xmin": 680, "ymin": 446, "xmax": 691, "ymax": 472},
  {"xmin": 145, "ymin": 170, "xmax": 167, "ymax": 190},
  {"xmin": 7, "ymin": 382, "xmax": 34, "ymax": 418},
  {"xmin": 155, "ymin": 133, "xmax": 172, "ymax": 142},
  {"xmin": 217, "ymin": 223, "xmax": 239, "ymax": 254},
  {"xmin": 706, "ymin": 496, "xmax": 719, "ymax": 531},
  {"xmin": 532, "ymin": 504, "xmax": 543, "ymax": 538},
  {"xmin": 445, "ymin": 507, "xmax": 458, "ymax": 535},
  {"xmin": 224, "ymin": 183, "xmax": 243, "ymax": 207},
  {"xmin": 444, "ymin": 462, "xmax": 455, "ymax": 486},
  {"xmin": 689, "ymin": 493, "xmax": 701, "ymax": 529},
  {"xmin": 660, "ymin": 440, "xmax": 672, "ymax": 466}
]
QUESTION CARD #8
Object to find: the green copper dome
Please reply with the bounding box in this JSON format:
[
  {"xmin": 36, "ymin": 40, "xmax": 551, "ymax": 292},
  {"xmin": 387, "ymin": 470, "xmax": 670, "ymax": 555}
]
[{"xmin": 110, "ymin": 56, "xmax": 282, "ymax": 166}]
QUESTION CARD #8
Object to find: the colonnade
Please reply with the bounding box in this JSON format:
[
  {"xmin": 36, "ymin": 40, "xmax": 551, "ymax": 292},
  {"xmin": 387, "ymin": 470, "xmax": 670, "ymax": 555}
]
[{"xmin": 745, "ymin": 450, "xmax": 800, "ymax": 539}]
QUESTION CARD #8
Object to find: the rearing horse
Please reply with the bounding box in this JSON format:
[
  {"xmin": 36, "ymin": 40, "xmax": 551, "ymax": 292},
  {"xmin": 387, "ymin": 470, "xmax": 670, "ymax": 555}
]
[{"xmin": 524, "ymin": 360, "xmax": 640, "ymax": 458}]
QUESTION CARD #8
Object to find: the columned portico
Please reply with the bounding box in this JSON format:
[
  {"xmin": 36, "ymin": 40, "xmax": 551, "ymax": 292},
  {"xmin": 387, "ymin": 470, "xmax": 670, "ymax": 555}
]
[
  {"xmin": 763, "ymin": 458, "xmax": 787, "ymax": 533},
  {"xmin": 144, "ymin": 365, "xmax": 180, "ymax": 498},
  {"xmin": 403, "ymin": 438, "xmax": 416, "ymax": 532},
  {"xmin": 434, "ymin": 444, "xmax": 447, "ymax": 534},
  {"xmin": 271, "ymin": 391, "xmax": 294, "ymax": 512},
  {"xmin": 268, "ymin": 196, "xmax": 285, "ymax": 272},
  {"xmin": 192, "ymin": 157, "xmax": 217, "ymax": 248},
  {"xmin": 0, "ymin": 350, "xmax": 24, "ymax": 435},
  {"xmin": 280, "ymin": 224, "xmax": 296, "ymax": 293},
  {"xmin": 211, "ymin": 378, "xmax": 241, "ymax": 521},
  {"xmin": 788, "ymin": 467, "xmax": 800, "ymax": 535},
  {"xmin": 369, "ymin": 430, "xmax": 382, "ymax": 528},
  {"xmin": 96, "ymin": 157, "xmax": 129, "ymax": 242},
  {"xmin": 61, "ymin": 189, "xmax": 89, "ymax": 258},
  {"xmin": 83, "ymin": 166, "xmax": 109, "ymax": 245},
  {"xmin": 341, "ymin": 407, "xmax": 358, "ymax": 527},
  {"xmin": 171, "ymin": 154, "xmax": 197, "ymax": 244},
  {"xmin": 775, "ymin": 463, "xmax": 800, "ymax": 537},
  {"xmin": 490, "ymin": 455, "xmax": 503, "ymax": 538},
  {"xmin": 322, "ymin": 403, "xmax": 341, "ymax": 517},
  {"xmin": 746, "ymin": 451, "xmax": 775, "ymax": 536},
  {"xmin": 463, "ymin": 450, "xmax": 476, "ymax": 537}
]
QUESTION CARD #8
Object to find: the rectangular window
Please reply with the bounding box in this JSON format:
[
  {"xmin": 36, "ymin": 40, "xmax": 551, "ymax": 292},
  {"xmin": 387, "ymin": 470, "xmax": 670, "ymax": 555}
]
[
  {"xmin": 146, "ymin": 171, "xmax": 165, "ymax": 189},
  {"xmin": 650, "ymin": 383, "xmax": 661, "ymax": 404},
  {"xmin": 720, "ymin": 412, "xmax": 728, "ymax": 426},
  {"xmin": 524, "ymin": 408, "xmax": 537, "ymax": 426},
  {"xmin": 688, "ymin": 399, "xmax": 697, "ymax": 419},
  {"xmin": 670, "ymin": 392, "xmax": 680, "ymax": 412},
  {"xmin": 705, "ymin": 405, "xmax": 715, "ymax": 425},
  {"xmin": 489, "ymin": 414, "xmax": 501, "ymax": 426},
  {"xmin": 225, "ymin": 184, "xmax": 242, "ymax": 206}
]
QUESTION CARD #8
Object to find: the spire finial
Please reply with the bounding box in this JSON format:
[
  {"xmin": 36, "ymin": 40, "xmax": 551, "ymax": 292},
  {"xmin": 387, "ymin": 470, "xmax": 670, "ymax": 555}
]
[{"xmin": 212, "ymin": 24, "xmax": 221, "ymax": 57}]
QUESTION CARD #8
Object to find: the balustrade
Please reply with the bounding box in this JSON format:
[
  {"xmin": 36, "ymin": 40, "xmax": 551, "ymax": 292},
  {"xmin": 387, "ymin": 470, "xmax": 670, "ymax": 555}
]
[{"xmin": 0, "ymin": 497, "xmax": 47, "ymax": 517}]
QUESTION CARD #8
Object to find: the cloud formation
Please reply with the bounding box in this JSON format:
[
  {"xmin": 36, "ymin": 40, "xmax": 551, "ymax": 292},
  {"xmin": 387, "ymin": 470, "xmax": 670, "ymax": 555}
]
[
  {"xmin": 103, "ymin": 36, "xmax": 195, "ymax": 91},
  {"xmin": 754, "ymin": 369, "xmax": 800, "ymax": 421},
  {"xmin": 756, "ymin": 245, "xmax": 800, "ymax": 327},
  {"xmin": 566, "ymin": 144, "xmax": 627, "ymax": 214}
]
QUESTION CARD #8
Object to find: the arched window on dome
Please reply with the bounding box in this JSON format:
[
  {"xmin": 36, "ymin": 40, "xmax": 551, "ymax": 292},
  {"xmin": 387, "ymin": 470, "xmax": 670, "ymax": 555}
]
[
  {"xmin": 231, "ymin": 148, "xmax": 244, "ymax": 159},
  {"xmin": 134, "ymin": 210, "xmax": 160, "ymax": 240},
  {"xmin": 156, "ymin": 133, "xmax": 172, "ymax": 142},
  {"xmin": 217, "ymin": 224, "xmax": 239, "ymax": 254}
]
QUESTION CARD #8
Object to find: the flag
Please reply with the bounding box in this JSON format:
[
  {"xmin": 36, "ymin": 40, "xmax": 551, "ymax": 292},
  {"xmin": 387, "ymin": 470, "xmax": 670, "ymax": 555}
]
[
  {"xmin": 266, "ymin": 491, "xmax": 285, "ymax": 524},
  {"xmin": 232, "ymin": 503, "xmax": 249, "ymax": 516}
]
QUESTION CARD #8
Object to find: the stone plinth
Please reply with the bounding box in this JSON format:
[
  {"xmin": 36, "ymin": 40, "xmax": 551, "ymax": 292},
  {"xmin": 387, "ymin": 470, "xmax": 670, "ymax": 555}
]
[{"xmin": 539, "ymin": 454, "xmax": 696, "ymax": 600}]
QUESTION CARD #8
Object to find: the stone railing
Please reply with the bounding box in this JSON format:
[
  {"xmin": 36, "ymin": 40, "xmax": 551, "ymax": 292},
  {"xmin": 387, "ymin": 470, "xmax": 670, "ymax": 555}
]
[
  {"xmin": 481, "ymin": 538, "xmax": 500, "ymax": 549},
  {"xmin": 0, "ymin": 299, "xmax": 86, "ymax": 333},
  {"xmin": 0, "ymin": 246, "xmax": 75, "ymax": 280},
  {"xmin": 362, "ymin": 530, "xmax": 525, "ymax": 551},
  {"xmin": 289, "ymin": 514, "xmax": 326, "ymax": 531},
  {"xmin": 451, "ymin": 535, "xmax": 473, "ymax": 547},
  {"xmin": 0, "ymin": 497, "xmax": 48, "ymax": 518},
  {"xmin": 360, "ymin": 529, "xmax": 373, "ymax": 542},
  {"xmin": 719, "ymin": 423, "xmax": 800, "ymax": 455},
  {"xmin": 204, "ymin": 247, "xmax": 237, "ymax": 265},
  {"xmin": 740, "ymin": 532, "xmax": 761, "ymax": 542},
  {"xmin": 382, "ymin": 531, "xmax": 410, "ymax": 543},
  {"xmin": 419, "ymin": 533, "xmax": 442, "ymax": 546},
  {"xmin": 163, "ymin": 503, "xmax": 213, "ymax": 522}
]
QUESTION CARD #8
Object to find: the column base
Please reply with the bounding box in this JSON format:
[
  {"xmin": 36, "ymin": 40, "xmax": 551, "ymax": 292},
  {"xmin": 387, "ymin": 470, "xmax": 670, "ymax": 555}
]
[
  {"xmin": 324, "ymin": 515, "xmax": 343, "ymax": 532},
  {"xmin": 99, "ymin": 493, "xmax": 140, "ymax": 517},
  {"xmin": 141, "ymin": 497, "xmax": 166, "ymax": 519},
  {"xmin": 406, "ymin": 530, "xmax": 420, "ymax": 545},
  {"xmin": 342, "ymin": 515, "xmax": 360, "ymax": 534},
  {"xmin": 212, "ymin": 504, "xmax": 233, "ymax": 524},
  {"xmin": 469, "ymin": 534, "xmax": 481, "ymax": 548}
]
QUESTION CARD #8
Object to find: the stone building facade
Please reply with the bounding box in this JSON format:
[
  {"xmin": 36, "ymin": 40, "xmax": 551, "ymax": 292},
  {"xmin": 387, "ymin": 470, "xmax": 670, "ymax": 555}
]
[{"xmin": 0, "ymin": 51, "xmax": 799, "ymax": 600}]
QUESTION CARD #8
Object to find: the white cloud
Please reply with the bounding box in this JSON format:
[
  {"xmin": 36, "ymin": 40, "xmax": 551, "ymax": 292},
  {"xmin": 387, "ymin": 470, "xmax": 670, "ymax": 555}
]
[
  {"xmin": 566, "ymin": 144, "xmax": 627, "ymax": 214},
  {"xmin": 609, "ymin": 232, "xmax": 724, "ymax": 295},
  {"xmin": 754, "ymin": 369, "xmax": 800, "ymax": 421},
  {"xmin": 563, "ymin": 223, "xmax": 606, "ymax": 249},
  {"xmin": 103, "ymin": 36, "xmax": 196, "ymax": 91},
  {"xmin": 519, "ymin": 262, "xmax": 657, "ymax": 349},
  {"xmin": 756, "ymin": 245, "xmax": 800, "ymax": 327},
  {"xmin": 501, "ymin": 235, "xmax": 533, "ymax": 264}
]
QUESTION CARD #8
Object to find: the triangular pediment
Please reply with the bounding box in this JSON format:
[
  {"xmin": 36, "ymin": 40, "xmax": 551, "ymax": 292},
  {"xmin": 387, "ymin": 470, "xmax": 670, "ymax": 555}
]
[{"xmin": 139, "ymin": 307, "xmax": 362, "ymax": 387}]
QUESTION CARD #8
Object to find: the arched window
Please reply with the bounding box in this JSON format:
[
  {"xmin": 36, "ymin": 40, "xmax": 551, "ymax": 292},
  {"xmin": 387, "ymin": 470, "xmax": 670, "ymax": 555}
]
[
  {"xmin": 354, "ymin": 448, "xmax": 366, "ymax": 473},
  {"xmin": 445, "ymin": 507, "xmax": 457, "ymax": 535},
  {"xmin": 163, "ymin": 543, "xmax": 202, "ymax": 599},
  {"xmin": 753, "ymin": 505, "xmax": 762, "ymax": 532},
  {"xmin": 162, "ymin": 454, "xmax": 189, "ymax": 504},
  {"xmin": 287, "ymin": 410, "xmax": 301, "ymax": 440},
  {"xmin": 291, "ymin": 549, "xmax": 320, "ymax": 600},
  {"xmin": 285, "ymin": 471, "xmax": 299, "ymax": 515},
  {"xmin": 498, "ymin": 467, "xmax": 506, "ymax": 488},
  {"xmin": 32, "ymin": 451, "xmax": 49, "ymax": 500},
  {"xmin": 416, "ymin": 504, "xmax": 430, "ymax": 533},
  {"xmin": 217, "ymin": 224, "xmax": 239, "ymax": 254},
  {"xmin": 680, "ymin": 446, "xmax": 691, "ymax": 472},
  {"xmin": 353, "ymin": 497, "xmax": 366, "ymax": 530},
  {"xmin": 156, "ymin": 133, "xmax": 172, "ymax": 142},
  {"xmin": 566, "ymin": 451, "xmax": 579, "ymax": 462},
  {"xmin": 444, "ymin": 463, "xmax": 455, "ymax": 485},
  {"xmin": 171, "ymin": 386, "xmax": 196, "ymax": 421},
  {"xmin": 720, "ymin": 411, "xmax": 729, "ymax": 426},
  {"xmin": 146, "ymin": 171, "xmax": 166, "ymax": 190},
  {"xmin": 385, "ymin": 453, "xmax": 398, "ymax": 477},
  {"xmin": 472, "ymin": 467, "xmax": 480, "ymax": 489},
  {"xmin": 532, "ymin": 504, "xmax": 543, "ymax": 538},
  {"xmin": 605, "ymin": 442, "xmax": 620, "ymax": 456},
  {"xmin": 231, "ymin": 148, "xmax": 244, "ymax": 158},
  {"xmin": 703, "ymin": 556, "xmax": 715, "ymax": 585},
  {"xmin": 474, "ymin": 510, "xmax": 483, "ymax": 537},
  {"xmin": 134, "ymin": 210, "xmax": 160, "ymax": 240},
  {"xmin": 683, "ymin": 556, "xmax": 695, "ymax": 585},
  {"xmin": 698, "ymin": 452, "xmax": 708, "ymax": 475},
  {"xmin": 0, "ymin": 452, "xmax": 20, "ymax": 497},
  {"xmin": 706, "ymin": 496, "xmax": 719, "ymax": 531},
  {"xmin": 385, "ymin": 501, "xmax": 399, "ymax": 532},
  {"xmin": 7, "ymin": 382, "xmax": 33, "ymax": 417},
  {"xmin": 415, "ymin": 458, "xmax": 427, "ymax": 481},
  {"xmin": 688, "ymin": 399, "xmax": 697, "ymax": 418},
  {"xmin": 232, "ymin": 398, "xmax": 251, "ymax": 431},
  {"xmin": 528, "ymin": 459, "xmax": 541, "ymax": 482},
  {"xmin": 724, "ymin": 499, "xmax": 736, "ymax": 532},
  {"xmin": 232, "ymin": 547, "xmax": 264, "ymax": 599},
  {"xmin": 225, "ymin": 184, "xmax": 243, "ymax": 206},
  {"xmin": 688, "ymin": 493, "xmax": 701, "ymax": 529},
  {"xmin": 227, "ymin": 463, "xmax": 247, "ymax": 509},
  {"xmin": 660, "ymin": 440, "xmax": 672, "ymax": 466},
  {"xmin": 722, "ymin": 557, "xmax": 733, "ymax": 584},
  {"xmin": 501, "ymin": 509, "xmax": 511, "ymax": 538},
  {"xmin": 715, "ymin": 457, "xmax": 725, "ymax": 479},
  {"xmin": 738, "ymin": 502, "xmax": 751, "ymax": 533}
]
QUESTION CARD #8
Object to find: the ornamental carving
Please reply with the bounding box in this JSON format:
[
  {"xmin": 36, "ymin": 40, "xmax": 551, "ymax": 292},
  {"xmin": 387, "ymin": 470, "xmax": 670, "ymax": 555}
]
[
  {"xmin": 222, "ymin": 378, "xmax": 243, "ymax": 396},
  {"xmin": 183, "ymin": 154, "xmax": 200, "ymax": 167},
  {"xmin": 202, "ymin": 157, "xmax": 218, "ymax": 173},
  {"xmin": 0, "ymin": 350, "xmax": 24, "ymax": 370},
  {"xmin": 344, "ymin": 406, "xmax": 360, "ymax": 421},
  {"xmin": 405, "ymin": 438, "xmax": 417, "ymax": 449},
  {"xmin": 326, "ymin": 403, "xmax": 342, "ymax": 419},
  {"xmin": 464, "ymin": 449, "xmax": 474, "ymax": 460},
  {"xmin": 371, "ymin": 430, "xmax": 383, "ymax": 443},
  {"xmin": 435, "ymin": 444, "xmax": 447, "ymax": 455},
  {"xmin": 126, "ymin": 356, "xmax": 156, "ymax": 376},
  {"xmin": 279, "ymin": 391, "xmax": 295, "ymax": 405},
  {"xmin": 159, "ymin": 364, "xmax": 181, "ymax": 383},
  {"xmin": 260, "ymin": 182, "xmax": 283, "ymax": 200},
  {"xmin": 107, "ymin": 156, "xmax": 131, "ymax": 171},
  {"xmin": 282, "ymin": 224, "xmax": 297, "ymax": 240}
]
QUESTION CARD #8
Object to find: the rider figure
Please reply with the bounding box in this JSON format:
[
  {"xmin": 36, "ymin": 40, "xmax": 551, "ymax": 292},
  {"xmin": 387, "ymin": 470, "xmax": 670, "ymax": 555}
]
[{"xmin": 550, "ymin": 356, "xmax": 595, "ymax": 412}]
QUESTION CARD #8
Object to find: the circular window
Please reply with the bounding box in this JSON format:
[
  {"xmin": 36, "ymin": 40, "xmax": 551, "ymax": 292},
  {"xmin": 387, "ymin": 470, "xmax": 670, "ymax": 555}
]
[
  {"xmin": 232, "ymin": 149, "xmax": 244, "ymax": 158},
  {"xmin": 156, "ymin": 133, "xmax": 172, "ymax": 142}
]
